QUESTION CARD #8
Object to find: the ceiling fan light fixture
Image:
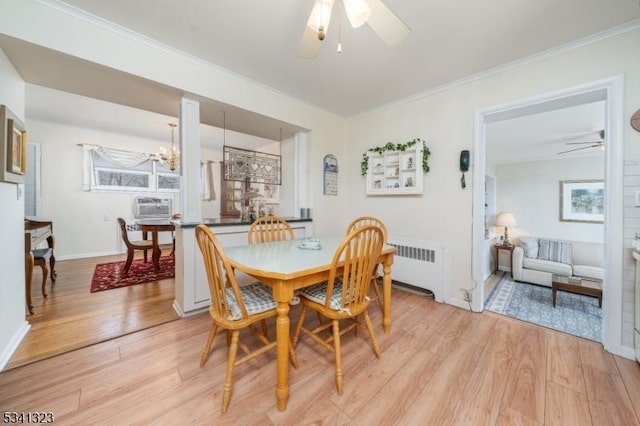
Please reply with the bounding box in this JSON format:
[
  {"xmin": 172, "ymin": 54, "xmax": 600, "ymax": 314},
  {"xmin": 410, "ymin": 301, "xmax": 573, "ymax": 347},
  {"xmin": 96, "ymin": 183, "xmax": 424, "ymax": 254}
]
[
  {"xmin": 343, "ymin": 0, "xmax": 371, "ymax": 28},
  {"xmin": 307, "ymin": 0, "xmax": 335, "ymax": 34}
]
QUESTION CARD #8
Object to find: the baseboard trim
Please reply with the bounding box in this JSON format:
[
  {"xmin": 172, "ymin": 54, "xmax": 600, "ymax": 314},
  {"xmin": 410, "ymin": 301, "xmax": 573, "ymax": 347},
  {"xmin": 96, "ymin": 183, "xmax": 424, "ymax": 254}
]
[{"xmin": 0, "ymin": 320, "xmax": 31, "ymax": 371}]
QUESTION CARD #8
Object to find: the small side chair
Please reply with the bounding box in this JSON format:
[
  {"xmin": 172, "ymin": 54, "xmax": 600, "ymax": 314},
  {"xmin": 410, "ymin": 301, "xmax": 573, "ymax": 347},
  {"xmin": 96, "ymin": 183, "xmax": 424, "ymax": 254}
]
[{"xmin": 117, "ymin": 218, "xmax": 153, "ymax": 275}]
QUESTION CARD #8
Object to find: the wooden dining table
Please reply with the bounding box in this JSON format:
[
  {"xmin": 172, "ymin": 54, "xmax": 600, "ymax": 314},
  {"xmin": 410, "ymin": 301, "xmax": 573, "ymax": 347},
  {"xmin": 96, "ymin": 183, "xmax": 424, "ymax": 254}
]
[
  {"xmin": 224, "ymin": 236, "xmax": 395, "ymax": 412},
  {"xmin": 136, "ymin": 219, "xmax": 176, "ymax": 272}
]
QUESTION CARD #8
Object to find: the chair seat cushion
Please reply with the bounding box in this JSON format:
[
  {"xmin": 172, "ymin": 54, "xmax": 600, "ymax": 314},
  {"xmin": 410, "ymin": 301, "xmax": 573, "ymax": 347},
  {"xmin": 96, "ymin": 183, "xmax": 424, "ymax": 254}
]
[
  {"xmin": 299, "ymin": 277, "xmax": 345, "ymax": 311},
  {"xmin": 132, "ymin": 240, "xmax": 154, "ymax": 249},
  {"xmin": 32, "ymin": 248, "xmax": 52, "ymax": 260},
  {"xmin": 225, "ymin": 282, "xmax": 277, "ymax": 320}
]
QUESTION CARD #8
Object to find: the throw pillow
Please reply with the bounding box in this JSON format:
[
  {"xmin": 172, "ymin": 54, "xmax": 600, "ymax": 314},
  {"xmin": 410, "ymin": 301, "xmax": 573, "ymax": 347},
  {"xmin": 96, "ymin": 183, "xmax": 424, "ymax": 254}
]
[
  {"xmin": 538, "ymin": 239, "xmax": 572, "ymax": 264},
  {"xmin": 519, "ymin": 237, "xmax": 539, "ymax": 258}
]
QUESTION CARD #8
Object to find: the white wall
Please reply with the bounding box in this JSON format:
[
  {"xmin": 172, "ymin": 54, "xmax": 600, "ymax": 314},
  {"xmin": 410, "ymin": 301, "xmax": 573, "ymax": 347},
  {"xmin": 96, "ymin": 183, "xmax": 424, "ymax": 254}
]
[
  {"xmin": 495, "ymin": 156, "xmax": 604, "ymax": 243},
  {"xmin": 344, "ymin": 28, "xmax": 640, "ymax": 351},
  {"xmin": 0, "ymin": 49, "xmax": 28, "ymax": 369}
]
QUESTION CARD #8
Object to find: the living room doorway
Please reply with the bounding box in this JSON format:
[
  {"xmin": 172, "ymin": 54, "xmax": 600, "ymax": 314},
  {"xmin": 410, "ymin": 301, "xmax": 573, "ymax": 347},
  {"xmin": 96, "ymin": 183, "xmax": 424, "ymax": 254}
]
[
  {"xmin": 483, "ymin": 101, "xmax": 605, "ymax": 341},
  {"xmin": 471, "ymin": 76, "xmax": 625, "ymax": 354}
]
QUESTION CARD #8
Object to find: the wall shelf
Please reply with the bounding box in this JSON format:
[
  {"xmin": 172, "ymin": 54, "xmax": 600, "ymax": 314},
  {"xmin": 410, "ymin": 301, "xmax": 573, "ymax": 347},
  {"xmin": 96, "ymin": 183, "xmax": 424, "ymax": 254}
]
[{"xmin": 366, "ymin": 144, "xmax": 423, "ymax": 195}]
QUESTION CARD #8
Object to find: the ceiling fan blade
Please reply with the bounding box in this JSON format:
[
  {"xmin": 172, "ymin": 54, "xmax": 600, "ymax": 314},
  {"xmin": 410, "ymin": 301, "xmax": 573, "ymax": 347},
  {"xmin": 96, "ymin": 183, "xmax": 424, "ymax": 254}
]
[
  {"xmin": 365, "ymin": 0, "xmax": 411, "ymax": 47},
  {"xmin": 557, "ymin": 144, "xmax": 603, "ymax": 155},
  {"xmin": 564, "ymin": 141, "xmax": 604, "ymax": 145},
  {"xmin": 298, "ymin": 0, "xmax": 335, "ymax": 59},
  {"xmin": 343, "ymin": 0, "xmax": 371, "ymax": 28},
  {"xmin": 298, "ymin": 25, "xmax": 322, "ymax": 59}
]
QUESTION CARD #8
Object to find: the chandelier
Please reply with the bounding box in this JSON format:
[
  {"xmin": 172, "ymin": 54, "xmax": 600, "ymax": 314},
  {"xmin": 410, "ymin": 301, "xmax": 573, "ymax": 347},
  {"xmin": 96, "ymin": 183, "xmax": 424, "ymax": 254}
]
[{"xmin": 156, "ymin": 122, "xmax": 179, "ymax": 171}]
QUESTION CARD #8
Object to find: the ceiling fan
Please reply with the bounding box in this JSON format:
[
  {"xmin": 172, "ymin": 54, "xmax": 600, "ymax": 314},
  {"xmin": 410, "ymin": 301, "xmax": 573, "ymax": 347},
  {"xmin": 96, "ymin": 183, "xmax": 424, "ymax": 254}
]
[
  {"xmin": 557, "ymin": 130, "xmax": 605, "ymax": 155},
  {"xmin": 298, "ymin": 0, "xmax": 411, "ymax": 58}
]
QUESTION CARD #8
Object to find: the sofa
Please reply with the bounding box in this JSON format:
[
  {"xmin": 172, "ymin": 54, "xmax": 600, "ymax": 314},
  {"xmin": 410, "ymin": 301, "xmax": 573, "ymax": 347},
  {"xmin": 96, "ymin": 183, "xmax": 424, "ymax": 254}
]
[{"xmin": 512, "ymin": 237, "xmax": 604, "ymax": 287}]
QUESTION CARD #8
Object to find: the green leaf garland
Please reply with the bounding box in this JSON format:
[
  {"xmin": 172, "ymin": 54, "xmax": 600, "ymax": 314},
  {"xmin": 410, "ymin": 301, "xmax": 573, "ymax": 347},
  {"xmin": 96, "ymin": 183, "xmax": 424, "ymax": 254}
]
[{"xmin": 361, "ymin": 138, "xmax": 431, "ymax": 176}]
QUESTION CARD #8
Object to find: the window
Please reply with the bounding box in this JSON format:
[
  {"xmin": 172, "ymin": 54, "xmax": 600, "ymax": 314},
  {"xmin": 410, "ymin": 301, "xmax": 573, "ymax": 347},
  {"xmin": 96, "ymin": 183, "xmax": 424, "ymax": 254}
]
[
  {"xmin": 83, "ymin": 144, "xmax": 179, "ymax": 193},
  {"xmin": 157, "ymin": 162, "xmax": 181, "ymax": 191}
]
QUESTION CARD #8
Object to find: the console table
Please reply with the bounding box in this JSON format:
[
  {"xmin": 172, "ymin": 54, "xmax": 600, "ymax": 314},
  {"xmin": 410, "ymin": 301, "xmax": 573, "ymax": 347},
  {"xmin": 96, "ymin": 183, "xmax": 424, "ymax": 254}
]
[{"xmin": 24, "ymin": 217, "xmax": 57, "ymax": 314}]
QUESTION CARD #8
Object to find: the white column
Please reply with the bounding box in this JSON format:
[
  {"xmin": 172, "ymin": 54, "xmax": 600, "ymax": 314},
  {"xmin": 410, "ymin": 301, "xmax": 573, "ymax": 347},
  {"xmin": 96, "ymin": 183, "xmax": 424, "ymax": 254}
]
[
  {"xmin": 293, "ymin": 132, "xmax": 310, "ymax": 216},
  {"xmin": 179, "ymin": 97, "xmax": 201, "ymax": 222}
]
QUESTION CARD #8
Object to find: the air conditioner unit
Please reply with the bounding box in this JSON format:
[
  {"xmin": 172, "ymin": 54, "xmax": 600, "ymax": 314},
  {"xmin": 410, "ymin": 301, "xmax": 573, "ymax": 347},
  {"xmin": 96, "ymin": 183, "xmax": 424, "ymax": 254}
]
[{"xmin": 133, "ymin": 196, "xmax": 172, "ymax": 219}]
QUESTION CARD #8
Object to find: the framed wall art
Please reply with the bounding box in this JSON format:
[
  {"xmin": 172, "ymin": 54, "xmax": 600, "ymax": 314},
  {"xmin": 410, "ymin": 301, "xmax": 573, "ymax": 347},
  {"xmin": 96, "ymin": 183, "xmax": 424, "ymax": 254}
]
[
  {"xmin": 0, "ymin": 105, "xmax": 26, "ymax": 184},
  {"xmin": 559, "ymin": 180, "xmax": 604, "ymax": 223},
  {"xmin": 323, "ymin": 154, "xmax": 338, "ymax": 196},
  {"xmin": 223, "ymin": 145, "xmax": 281, "ymax": 185}
]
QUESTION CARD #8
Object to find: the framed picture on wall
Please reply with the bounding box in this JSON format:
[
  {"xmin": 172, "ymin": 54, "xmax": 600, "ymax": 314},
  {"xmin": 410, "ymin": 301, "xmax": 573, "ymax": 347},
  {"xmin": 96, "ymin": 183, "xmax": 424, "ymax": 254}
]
[
  {"xmin": 8, "ymin": 116, "xmax": 27, "ymax": 175},
  {"xmin": 559, "ymin": 180, "xmax": 604, "ymax": 223},
  {"xmin": 0, "ymin": 105, "xmax": 26, "ymax": 184}
]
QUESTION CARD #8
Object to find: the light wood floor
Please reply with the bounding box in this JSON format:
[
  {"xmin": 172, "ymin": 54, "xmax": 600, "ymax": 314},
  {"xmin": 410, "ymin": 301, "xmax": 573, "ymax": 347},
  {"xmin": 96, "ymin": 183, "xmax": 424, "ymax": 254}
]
[
  {"xmin": 1, "ymin": 289, "xmax": 638, "ymax": 424},
  {"xmin": 7, "ymin": 249, "xmax": 178, "ymax": 369}
]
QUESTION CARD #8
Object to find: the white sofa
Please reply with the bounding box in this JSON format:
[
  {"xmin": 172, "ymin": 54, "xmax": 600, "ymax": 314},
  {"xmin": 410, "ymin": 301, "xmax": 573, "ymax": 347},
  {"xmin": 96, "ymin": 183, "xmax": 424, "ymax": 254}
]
[{"xmin": 512, "ymin": 237, "xmax": 604, "ymax": 287}]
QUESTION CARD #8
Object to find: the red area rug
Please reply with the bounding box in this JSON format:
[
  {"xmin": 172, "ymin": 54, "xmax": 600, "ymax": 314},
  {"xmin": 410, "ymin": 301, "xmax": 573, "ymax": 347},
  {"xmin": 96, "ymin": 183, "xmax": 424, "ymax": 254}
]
[{"xmin": 90, "ymin": 256, "xmax": 175, "ymax": 293}]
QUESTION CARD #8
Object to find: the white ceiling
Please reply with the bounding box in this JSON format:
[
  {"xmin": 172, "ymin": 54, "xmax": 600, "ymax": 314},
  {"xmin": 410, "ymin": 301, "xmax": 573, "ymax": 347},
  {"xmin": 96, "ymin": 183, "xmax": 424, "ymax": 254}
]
[
  {"xmin": 53, "ymin": 0, "xmax": 640, "ymax": 117},
  {"xmin": 1, "ymin": 0, "xmax": 638, "ymax": 151},
  {"xmin": 487, "ymin": 101, "xmax": 606, "ymax": 165}
]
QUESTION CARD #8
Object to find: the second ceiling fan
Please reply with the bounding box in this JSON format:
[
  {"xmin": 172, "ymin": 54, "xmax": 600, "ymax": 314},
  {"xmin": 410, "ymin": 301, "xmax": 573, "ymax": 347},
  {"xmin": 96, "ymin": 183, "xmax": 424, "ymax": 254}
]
[
  {"xmin": 557, "ymin": 130, "xmax": 605, "ymax": 155},
  {"xmin": 298, "ymin": 0, "xmax": 411, "ymax": 58}
]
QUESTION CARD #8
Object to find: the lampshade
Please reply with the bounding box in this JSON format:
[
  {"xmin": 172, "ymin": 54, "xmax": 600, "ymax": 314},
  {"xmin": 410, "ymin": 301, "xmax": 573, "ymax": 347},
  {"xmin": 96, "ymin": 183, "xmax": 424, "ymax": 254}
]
[{"xmin": 495, "ymin": 212, "xmax": 517, "ymax": 228}]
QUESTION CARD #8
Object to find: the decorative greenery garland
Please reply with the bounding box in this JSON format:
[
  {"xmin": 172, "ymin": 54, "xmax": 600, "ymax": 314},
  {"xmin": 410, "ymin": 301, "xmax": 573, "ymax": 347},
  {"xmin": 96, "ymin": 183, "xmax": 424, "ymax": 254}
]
[{"xmin": 360, "ymin": 138, "xmax": 431, "ymax": 176}]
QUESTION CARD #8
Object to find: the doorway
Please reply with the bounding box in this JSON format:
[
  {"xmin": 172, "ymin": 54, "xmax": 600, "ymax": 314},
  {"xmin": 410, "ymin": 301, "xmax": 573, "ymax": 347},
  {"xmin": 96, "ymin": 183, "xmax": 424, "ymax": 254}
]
[{"xmin": 471, "ymin": 76, "xmax": 625, "ymax": 356}]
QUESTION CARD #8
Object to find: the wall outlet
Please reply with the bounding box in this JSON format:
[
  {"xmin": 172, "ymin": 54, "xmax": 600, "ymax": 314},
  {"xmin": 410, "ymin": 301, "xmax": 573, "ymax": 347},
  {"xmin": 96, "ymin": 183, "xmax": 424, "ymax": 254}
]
[{"xmin": 462, "ymin": 290, "xmax": 472, "ymax": 302}]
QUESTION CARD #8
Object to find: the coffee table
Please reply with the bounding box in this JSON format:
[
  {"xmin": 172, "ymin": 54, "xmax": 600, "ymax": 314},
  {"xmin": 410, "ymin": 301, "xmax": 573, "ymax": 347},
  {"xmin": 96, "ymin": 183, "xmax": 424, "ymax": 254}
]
[{"xmin": 551, "ymin": 274, "xmax": 602, "ymax": 308}]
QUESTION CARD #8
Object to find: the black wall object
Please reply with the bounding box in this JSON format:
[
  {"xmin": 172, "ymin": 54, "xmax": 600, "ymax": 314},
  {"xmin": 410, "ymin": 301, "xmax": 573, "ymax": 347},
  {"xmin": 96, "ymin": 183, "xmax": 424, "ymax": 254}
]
[
  {"xmin": 460, "ymin": 150, "xmax": 470, "ymax": 188},
  {"xmin": 460, "ymin": 150, "xmax": 470, "ymax": 172}
]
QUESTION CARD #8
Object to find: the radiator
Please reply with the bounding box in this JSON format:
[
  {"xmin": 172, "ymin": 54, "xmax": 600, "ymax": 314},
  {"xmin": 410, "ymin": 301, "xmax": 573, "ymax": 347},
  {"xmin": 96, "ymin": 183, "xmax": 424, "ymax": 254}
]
[{"xmin": 384, "ymin": 237, "xmax": 445, "ymax": 302}]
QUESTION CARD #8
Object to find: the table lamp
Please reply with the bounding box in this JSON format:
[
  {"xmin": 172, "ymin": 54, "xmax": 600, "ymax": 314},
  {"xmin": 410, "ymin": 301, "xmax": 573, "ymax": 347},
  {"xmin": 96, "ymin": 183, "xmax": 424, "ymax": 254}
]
[{"xmin": 495, "ymin": 212, "xmax": 517, "ymax": 245}]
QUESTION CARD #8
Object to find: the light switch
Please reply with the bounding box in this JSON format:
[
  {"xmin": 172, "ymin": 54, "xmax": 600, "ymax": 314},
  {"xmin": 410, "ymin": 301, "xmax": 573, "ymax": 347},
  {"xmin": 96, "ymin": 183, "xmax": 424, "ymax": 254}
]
[{"xmin": 635, "ymin": 190, "xmax": 640, "ymax": 207}]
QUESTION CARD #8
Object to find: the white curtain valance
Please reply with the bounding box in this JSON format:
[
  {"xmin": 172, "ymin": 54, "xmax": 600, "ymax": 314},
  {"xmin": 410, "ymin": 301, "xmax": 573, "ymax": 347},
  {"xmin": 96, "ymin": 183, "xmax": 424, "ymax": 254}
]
[
  {"xmin": 80, "ymin": 144, "xmax": 155, "ymax": 191},
  {"xmin": 94, "ymin": 145, "xmax": 153, "ymax": 167}
]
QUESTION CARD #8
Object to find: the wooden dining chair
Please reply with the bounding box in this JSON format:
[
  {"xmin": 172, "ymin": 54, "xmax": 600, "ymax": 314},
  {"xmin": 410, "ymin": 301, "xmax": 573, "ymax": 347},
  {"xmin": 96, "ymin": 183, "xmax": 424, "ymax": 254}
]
[
  {"xmin": 32, "ymin": 248, "xmax": 54, "ymax": 297},
  {"xmin": 292, "ymin": 224, "xmax": 384, "ymax": 395},
  {"xmin": 247, "ymin": 215, "xmax": 294, "ymax": 244},
  {"xmin": 117, "ymin": 218, "xmax": 153, "ymax": 275},
  {"xmin": 195, "ymin": 225, "xmax": 298, "ymax": 413},
  {"xmin": 346, "ymin": 216, "xmax": 388, "ymax": 313}
]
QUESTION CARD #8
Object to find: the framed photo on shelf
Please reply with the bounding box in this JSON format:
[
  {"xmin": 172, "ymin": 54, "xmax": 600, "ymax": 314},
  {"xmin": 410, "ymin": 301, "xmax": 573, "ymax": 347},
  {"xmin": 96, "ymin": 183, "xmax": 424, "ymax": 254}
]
[
  {"xmin": 0, "ymin": 105, "xmax": 26, "ymax": 184},
  {"xmin": 559, "ymin": 180, "xmax": 604, "ymax": 223}
]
